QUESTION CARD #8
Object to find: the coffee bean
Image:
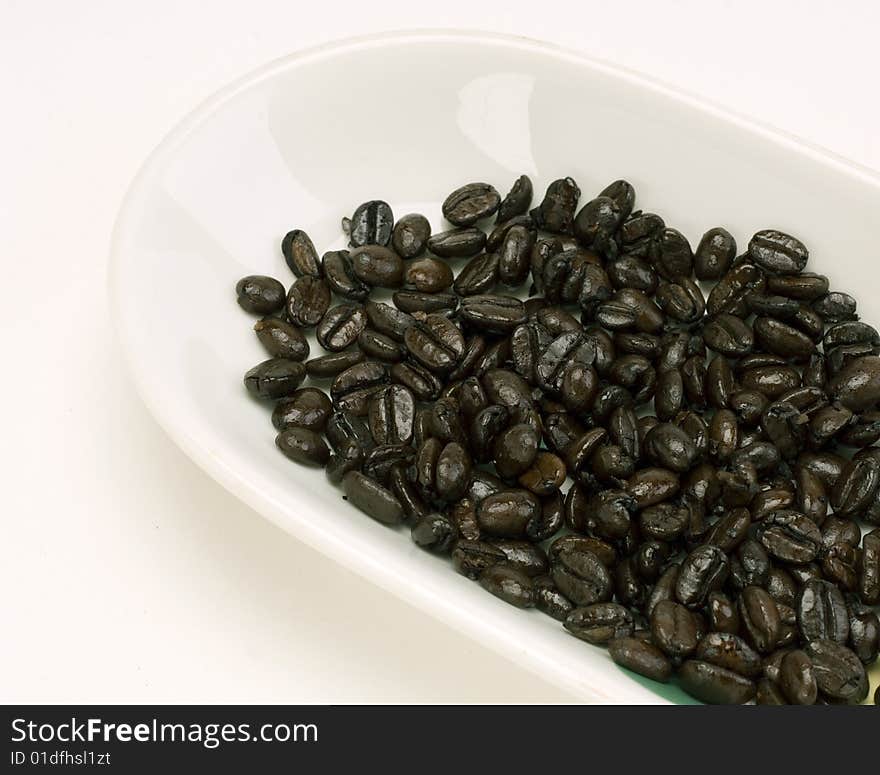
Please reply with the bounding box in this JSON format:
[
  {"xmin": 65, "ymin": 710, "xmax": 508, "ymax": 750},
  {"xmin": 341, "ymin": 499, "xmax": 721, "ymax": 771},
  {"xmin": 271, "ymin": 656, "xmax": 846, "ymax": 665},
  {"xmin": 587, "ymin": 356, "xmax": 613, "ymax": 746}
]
[
  {"xmin": 531, "ymin": 177, "xmax": 580, "ymax": 234},
  {"xmin": 779, "ymin": 650, "xmax": 817, "ymax": 705},
  {"xmin": 748, "ymin": 229, "xmax": 808, "ymax": 274},
  {"xmin": 272, "ymin": 387, "xmax": 332, "ymax": 432},
  {"xmin": 460, "ymin": 294, "xmax": 527, "ymax": 334},
  {"xmin": 236, "ymin": 275, "xmax": 286, "ymax": 314},
  {"xmin": 244, "ymin": 358, "xmax": 306, "ymax": 399},
  {"xmin": 391, "ymin": 213, "xmax": 431, "ymax": 258},
  {"xmin": 427, "ymin": 227, "xmax": 487, "ymax": 258},
  {"xmin": 804, "ymin": 639, "xmax": 868, "ymax": 703},
  {"xmin": 651, "ymin": 600, "xmax": 699, "ymax": 659},
  {"xmin": 695, "ymin": 227, "xmax": 736, "ymax": 280},
  {"xmin": 679, "ymin": 660, "xmax": 756, "ymax": 704},
  {"xmin": 275, "ymin": 426, "xmax": 329, "ymax": 466},
  {"xmin": 323, "ymin": 249, "xmax": 370, "ymax": 301},
  {"xmin": 349, "ymin": 200, "xmax": 393, "ymax": 247},
  {"xmin": 281, "ymin": 230, "xmax": 321, "ymax": 277},
  {"xmin": 443, "ymin": 182, "xmax": 501, "ymax": 226},
  {"xmin": 552, "ymin": 548, "xmax": 613, "ymax": 606},
  {"xmin": 565, "ymin": 603, "xmax": 634, "ymax": 644},
  {"xmin": 608, "ymin": 637, "xmax": 672, "ymax": 682},
  {"xmin": 796, "ymin": 578, "xmax": 850, "ymax": 645},
  {"xmin": 287, "ymin": 275, "xmax": 331, "ymax": 327},
  {"xmin": 342, "ymin": 471, "xmax": 404, "ymax": 525},
  {"xmin": 676, "ymin": 545, "xmax": 729, "ymax": 608},
  {"xmin": 254, "ymin": 316, "xmax": 309, "ymax": 361}
]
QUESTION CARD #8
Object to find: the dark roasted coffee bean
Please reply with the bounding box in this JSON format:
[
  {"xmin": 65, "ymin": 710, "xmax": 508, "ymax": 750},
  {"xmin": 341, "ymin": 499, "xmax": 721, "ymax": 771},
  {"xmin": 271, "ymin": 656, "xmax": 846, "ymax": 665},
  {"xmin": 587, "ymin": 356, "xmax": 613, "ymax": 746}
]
[
  {"xmin": 739, "ymin": 586, "xmax": 781, "ymax": 654},
  {"xmin": 860, "ymin": 529, "xmax": 880, "ymax": 606},
  {"xmin": 651, "ymin": 599, "xmax": 698, "ymax": 659},
  {"xmin": 552, "ymin": 548, "xmax": 613, "ymax": 606},
  {"xmin": 533, "ymin": 575, "xmax": 574, "ymax": 621},
  {"xmin": 477, "ymin": 489, "xmax": 541, "ymax": 539},
  {"xmin": 813, "ymin": 291, "xmax": 857, "ymax": 322},
  {"xmin": 573, "ymin": 196, "xmax": 622, "ymax": 257},
  {"xmin": 496, "ymin": 175, "xmax": 533, "ymax": 224},
  {"xmin": 767, "ymin": 272, "xmax": 828, "ymax": 300},
  {"xmin": 443, "ymin": 182, "xmax": 500, "ymax": 226},
  {"xmin": 676, "ymin": 545, "xmax": 729, "ymax": 608},
  {"xmin": 342, "ymin": 471, "xmax": 403, "ymax": 525},
  {"xmin": 356, "ymin": 329, "xmax": 403, "ymax": 362},
  {"xmin": 492, "ymin": 423, "xmax": 539, "ymax": 479},
  {"xmin": 368, "ymin": 385, "xmax": 415, "ymax": 446},
  {"xmin": 832, "ymin": 455, "xmax": 880, "ymax": 517},
  {"xmin": 757, "ymin": 511, "xmax": 821, "ymax": 564},
  {"xmin": 652, "ymin": 228, "xmax": 692, "ymax": 280},
  {"xmin": 326, "ymin": 440, "xmax": 364, "ymax": 485},
  {"xmin": 362, "ymin": 444, "xmax": 415, "ymax": 485},
  {"xmin": 497, "ymin": 224, "xmax": 535, "ymax": 286},
  {"xmin": 349, "ymin": 245, "xmax": 404, "ymax": 288},
  {"xmin": 306, "ymin": 349, "xmax": 365, "ymax": 378},
  {"xmin": 828, "ymin": 355, "xmax": 880, "ymax": 411},
  {"xmin": 244, "ymin": 358, "xmax": 306, "ymax": 399},
  {"xmin": 325, "ymin": 410, "xmax": 372, "ymax": 452},
  {"xmin": 364, "ymin": 301, "xmax": 415, "ymax": 342},
  {"xmin": 626, "ymin": 468, "xmax": 680, "ymax": 509},
  {"xmin": 254, "ymin": 316, "xmax": 310, "ymax": 361},
  {"xmin": 272, "ymin": 388, "xmax": 332, "ymax": 432},
  {"xmin": 566, "ymin": 603, "xmax": 634, "ymax": 645},
  {"xmin": 404, "ymin": 257, "xmax": 454, "ymax": 294},
  {"xmin": 703, "ymin": 314, "xmax": 754, "ymax": 357},
  {"xmin": 609, "ymin": 637, "xmax": 672, "ymax": 682},
  {"xmin": 757, "ymin": 678, "xmax": 788, "ymax": 705},
  {"xmin": 454, "ymin": 251, "xmax": 500, "ymax": 297},
  {"xmin": 797, "ymin": 578, "xmax": 850, "ymax": 645},
  {"xmin": 739, "ymin": 365, "xmax": 801, "ymax": 399},
  {"xmin": 479, "ymin": 563, "xmax": 535, "ymax": 608},
  {"xmin": 779, "ymin": 650, "xmax": 818, "ymax": 705},
  {"xmin": 404, "ymin": 314, "xmax": 465, "ymax": 373},
  {"xmin": 452, "ymin": 539, "xmax": 505, "ymax": 579},
  {"xmin": 281, "ymin": 230, "xmax": 321, "ymax": 277},
  {"xmin": 679, "ymin": 660, "xmax": 756, "ymax": 704},
  {"xmin": 391, "ymin": 213, "xmax": 431, "ymax": 259},
  {"xmin": 428, "ymin": 227, "xmax": 487, "ymax": 258},
  {"xmin": 316, "ymin": 303, "xmax": 367, "ymax": 352},
  {"xmin": 275, "ymin": 427, "xmax": 330, "ymax": 466},
  {"xmin": 707, "ymin": 262, "xmax": 766, "ymax": 317},
  {"xmin": 748, "ymin": 229, "xmax": 808, "ymax": 274},
  {"xmin": 531, "ymin": 177, "xmax": 580, "ymax": 234},
  {"xmin": 708, "ymin": 592, "xmax": 741, "ymax": 635},
  {"xmin": 804, "ymin": 639, "xmax": 868, "ymax": 703},
  {"xmin": 754, "ymin": 317, "xmax": 814, "ymax": 361},
  {"xmin": 517, "ymin": 451, "xmax": 566, "ymax": 496},
  {"xmin": 322, "ymin": 249, "xmax": 370, "ymax": 301},
  {"xmin": 236, "ymin": 275, "xmax": 286, "ymax": 314},
  {"xmin": 643, "ymin": 423, "xmax": 698, "ymax": 473},
  {"xmin": 608, "ymin": 254, "xmax": 658, "ymax": 293},
  {"xmin": 287, "ymin": 275, "xmax": 331, "ymax": 327},
  {"xmin": 848, "ymin": 602, "xmax": 879, "ymax": 664},
  {"xmin": 696, "ymin": 632, "xmax": 762, "ymax": 678},
  {"xmin": 349, "ymin": 200, "xmax": 393, "ymax": 248},
  {"xmin": 411, "ymin": 512, "xmax": 457, "ymax": 553},
  {"xmin": 460, "ymin": 294, "xmax": 527, "ymax": 334},
  {"xmin": 695, "ymin": 227, "xmax": 736, "ymax": 281}
]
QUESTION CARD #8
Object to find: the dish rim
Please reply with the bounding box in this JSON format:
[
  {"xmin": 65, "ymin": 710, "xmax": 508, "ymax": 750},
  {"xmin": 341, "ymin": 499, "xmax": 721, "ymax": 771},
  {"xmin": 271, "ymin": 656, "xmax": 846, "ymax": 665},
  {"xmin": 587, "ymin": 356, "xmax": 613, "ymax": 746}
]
[{"xmin": 108, "ymin": 28, "xmax": 880, "ymax": 704}]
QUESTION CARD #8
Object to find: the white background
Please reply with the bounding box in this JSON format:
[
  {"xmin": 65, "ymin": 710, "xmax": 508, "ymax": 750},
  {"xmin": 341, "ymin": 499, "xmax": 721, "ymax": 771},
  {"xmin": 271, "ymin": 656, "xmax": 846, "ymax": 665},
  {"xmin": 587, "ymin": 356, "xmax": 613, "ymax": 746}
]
[{"xmin": 2, "ymin": 0, "xmax": 878, "ymax": 703}]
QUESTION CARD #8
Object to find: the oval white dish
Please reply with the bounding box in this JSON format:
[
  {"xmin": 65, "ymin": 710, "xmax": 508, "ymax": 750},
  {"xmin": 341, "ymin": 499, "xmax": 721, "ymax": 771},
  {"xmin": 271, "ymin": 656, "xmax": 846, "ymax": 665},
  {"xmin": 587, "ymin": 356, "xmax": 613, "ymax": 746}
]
[{"xmin": 109, "ymin": 30, "xmax": 880, "ymax": 704}]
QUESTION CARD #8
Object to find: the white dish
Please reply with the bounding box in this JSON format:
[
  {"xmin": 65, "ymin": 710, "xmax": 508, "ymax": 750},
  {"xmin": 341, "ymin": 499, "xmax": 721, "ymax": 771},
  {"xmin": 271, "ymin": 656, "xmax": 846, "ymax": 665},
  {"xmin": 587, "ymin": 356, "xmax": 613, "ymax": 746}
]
[{"xmin": 110, "ymin": 30, "xmax": 880, "ymax": 704}]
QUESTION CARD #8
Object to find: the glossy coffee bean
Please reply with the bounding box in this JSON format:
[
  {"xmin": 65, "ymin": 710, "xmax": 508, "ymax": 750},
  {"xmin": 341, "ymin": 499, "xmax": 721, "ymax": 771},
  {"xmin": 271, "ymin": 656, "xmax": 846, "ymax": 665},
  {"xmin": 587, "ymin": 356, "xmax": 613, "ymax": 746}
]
[
  {"xmin": 405, "ymin": 257, "xmax": 454, "ymax": 293},
  {"xmin": 460, "ymin": 294, "xmax": 527, "ymax": 334},
  {"xmin": 748, "ymin": 229, "xmax": 808, "ymax": 274},
  {"xmin": 695, "ymin": 227, "xmax": 736, "ymax": 280},
  {"xmin": 779, "ymin": 650, "xmax": 817, "ymax": 705},
  {"xmin": 477, "ymin": 490, "xmax": 541, "ymax": 539},
  {"xmin": 757, "ymin": 511, "xmax": 822, "ymax": 564},
  {"xmin": 342, "ymin": 471, "xmax": 403, "ymax": 525},
  {"xmin": 829, "ymin": 355, "xmax": 880, "ymax": 411},
  {"xmin": 804, "ymin": 639, "xmax": 868, "ymax": 703},
  {"xmin": 254, "ymin": 317, "xmax": 309, "ymax": 361},
  {"xmin": 739, "ymin": 586, "xmax": 781, "ymax": 654},
  {"xmin": 236, "ymin": 275, "xmax": 286, "ymax": 314},
  {"xmin": 651, "ymin": 600, "xmax": 698, "ymax": 659},
  {"xmin": 552, "ymin": 548, "xmax": 613, "ymax": 607},
  {"xmin": 679, "ymin": 660, "xmax": 756, "ymax": 704},
  {"xmin": 404, "ymin": 314, "xmax": 466, "ymax": 373},
  {"xmin": 531, "ymin": 177, "xmax": 580, "ymax": 234},
  {"xmin": 848, "ymin": 602, "xmax": 879, "ymax": 664},
  {"xmin": 565, "ymin": 603, "xmax": 634, "ymax": 644},
  {"xmin": 797, "ymin": 579, "xmax": 850, "ymax": 645},
  {"xmin": 272, "ymin": 388, "xmax": 332, "ymax": 432},
  {"xmin": 316, "ymin": 303, "xmax": 367, "ymax": 352},
  {"xmin": 244, "ymin": 358, "xmax": 306, "ymax": 399},
  {"xmin": 479, "ymin": 563, "xmax": 535, "ymax": 608},
  {"xmin": 287, "ymin": 275, "xmax": 331, "ymax": 327},
  {"xmin": 676, "ymin": 545, "xmax": 729, "ymax": 608},
  {"xmin": 443, "ymin": 182, "xmax": 501, "ymax": 226},
  {"xmin": 349, "ymin": 245, "xmax": 404, "ymax": 288},
  {"xmin": 696, "ymin": 632, "xmax": 762, "ymax": 678},
  {"xmin": 322, "ymin": 249, "xmax": 370, "ymax": 301},
  {"xmin": 281, "ymin": 229, "xmax": 321, "ymax": 277},
  {"xmin": 391, "ymin": 213, "xmax": 431, "ymax": 258},
  {"xmin": 608, "ymin": 637, "xmax": 672, "ymax": 682},
  {"xmin": 275, "ymin": 427, "xmax": 329, "ymax": 467},
  {"xmin": 427, "ymin": 227, "xmax": 487, "ymax": 258}
]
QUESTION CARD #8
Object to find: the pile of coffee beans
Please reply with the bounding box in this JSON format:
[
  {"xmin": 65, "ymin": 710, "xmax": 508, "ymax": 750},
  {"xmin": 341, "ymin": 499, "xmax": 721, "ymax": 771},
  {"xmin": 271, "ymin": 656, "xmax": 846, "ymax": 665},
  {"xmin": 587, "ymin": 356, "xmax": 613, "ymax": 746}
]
[{"xmin": 236, "ymin": 176, "xmax": 879, "ymax": 704}]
